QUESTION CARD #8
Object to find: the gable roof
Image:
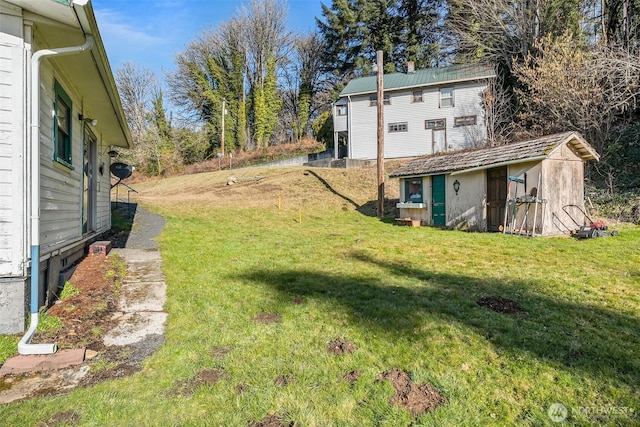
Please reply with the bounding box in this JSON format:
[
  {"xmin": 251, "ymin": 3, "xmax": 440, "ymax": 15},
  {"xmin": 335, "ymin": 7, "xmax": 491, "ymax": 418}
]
[
  {"xmin": 389, "ymin": 132, "xmax": 599, "ymax": 178},
  {"xmin": 6, "ymin": 0, "xmax": 131, "ymax": 148},
  {"xmin": 340, "ymin": 63, "xmax": 496, "ymax": 97}
]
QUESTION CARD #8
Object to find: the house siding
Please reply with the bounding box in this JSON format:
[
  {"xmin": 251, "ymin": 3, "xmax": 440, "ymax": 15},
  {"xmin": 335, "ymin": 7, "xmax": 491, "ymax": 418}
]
[
  {"xmin": 343, "ymin": 80, "xmax": 488, "ymax": 160},
  {"xmin": 0, "ymin": 6, "xmax": 26, "ymax": 277},
  {"xmin": 0, "ymin": 2, "xmax": 28, "ymax": 333}
]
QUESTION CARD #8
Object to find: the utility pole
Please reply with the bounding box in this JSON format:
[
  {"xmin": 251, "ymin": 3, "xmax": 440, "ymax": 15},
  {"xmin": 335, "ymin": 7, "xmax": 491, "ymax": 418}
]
[
  {"xmin": 376, "ymin": 50, "xmax": 385, "ymax": 218},
  {"xmin": 221, "ymin": 98, "xmax": 226, "ymax": 155}
]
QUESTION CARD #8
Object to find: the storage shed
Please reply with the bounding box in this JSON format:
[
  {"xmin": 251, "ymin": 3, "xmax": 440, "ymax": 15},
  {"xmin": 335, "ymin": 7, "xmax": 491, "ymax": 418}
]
[{"xmin": 389, "ymin": 132, "xmax": 600, "ymax": 236}]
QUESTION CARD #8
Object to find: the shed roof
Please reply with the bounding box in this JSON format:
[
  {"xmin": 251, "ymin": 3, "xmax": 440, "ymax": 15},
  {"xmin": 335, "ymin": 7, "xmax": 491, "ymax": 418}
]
[
  {"xmin": 389, "ymin": 132, "xmax": 599, "ymax": 178},
  {"xmin": 340, "ymin": 63, "xmax": 496, "ymax": 97}
]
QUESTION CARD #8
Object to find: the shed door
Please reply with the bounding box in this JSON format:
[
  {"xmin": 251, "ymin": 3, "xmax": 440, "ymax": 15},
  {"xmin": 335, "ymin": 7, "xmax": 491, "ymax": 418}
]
[
  {"xmin": 431, "ymin": 175, "xmax": 446, "ymax": 227},
  {"xmin": 486, "ymin": 166, "xmax": 507, "ymax": 231}
]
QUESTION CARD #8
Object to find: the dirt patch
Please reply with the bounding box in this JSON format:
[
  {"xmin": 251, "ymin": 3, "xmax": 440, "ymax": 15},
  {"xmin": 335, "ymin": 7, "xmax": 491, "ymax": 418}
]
[
  {"xmin": 476, "ymin": 296, "xmax": 525, "ymax": 315},
  {"xmin": 167, "ymin": 368, "xmax": 227, "ymax": 397},
  {"xmin": 211, "ymin": 345, "xmax": 233, "ymax": 358},
  {"xmin": 248, "ymin": 414, "xmax": 296, "ymax": 427},
  {"xmin": 377, "ymin": 368, "xmax": 445, "ymax": 417},
  {"xmin": 327, "ymin": 338, "xmax": 357, "ymax": 355},
  {"xmin": 252, "ymin": 312, "xmax": 281, "ymax": 324},
  {"xmin": 274, "ymin": 374, "xmax": 292, "ymax": 387},
  {"xmin": 1, "ymin": 250, "xmax": 166, "ymax": 402},
  {"xmin": 38, "ymin": 411, "xmax": 81, "ymax": 426},
  {"xmin": 36, "ymin": 255, "xmax": 120, "ymax": 351},
  {"xmin": 340, "ymin": 370, "xmax": 361, "ymax": 385}
]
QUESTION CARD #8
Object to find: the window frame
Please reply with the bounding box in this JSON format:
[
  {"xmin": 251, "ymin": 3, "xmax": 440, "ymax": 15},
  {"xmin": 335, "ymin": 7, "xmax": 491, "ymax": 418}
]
[
  {"xmin": 425, "ymin": 118, "xmax": 446, "ymax": 130},
  {"xmin": 440, "ymin": 87, "xmax": 454, "ymax": 108},
  {"xmin": 370, "ymin": 95, "xmax": 391, "ymax": 106},
  {"xmin": 53, "ymin": 80, "xmax": 73, "ymax": 168},
  {"xmin": 454, "ymin": 115, "xmax": 477, "ymax": 127},
  {"xmin": 388, "ymin": 122, "xmax": 408, "ymax": 133},
  {"xmin": 404, "ymin": 177, "xmax": 423, "ymax": 203},
  {"xmin": 336, "ymin": 105, "xmax": 348, "ymax": 116},
  {"xmin": 411, "ymin": 90, "xmax": 423, "ymax": 103}
]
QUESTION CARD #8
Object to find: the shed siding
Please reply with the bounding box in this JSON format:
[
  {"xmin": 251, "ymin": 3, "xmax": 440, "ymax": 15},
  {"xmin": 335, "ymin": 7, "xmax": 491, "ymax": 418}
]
[
  {"xmin": 346, "ymin": 81, "xmax": 488, "ymax": 160},
  {"xmin": 543, "ymin": 147, "xmax": 585, "ymax": 235},
  {"xmin": 446, "ymin": 170, "xmax": 486, "ymax": 231},
  {"xmin": 0, "ymin": 10, "xmax": 26, "ymax": 276}
]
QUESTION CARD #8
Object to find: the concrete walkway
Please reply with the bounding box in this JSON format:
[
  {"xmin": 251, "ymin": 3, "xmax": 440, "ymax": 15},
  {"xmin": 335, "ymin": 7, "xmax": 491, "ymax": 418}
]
[{"xmin": 0, "ymin": 205, "xmax": 167, "ymax": 403}]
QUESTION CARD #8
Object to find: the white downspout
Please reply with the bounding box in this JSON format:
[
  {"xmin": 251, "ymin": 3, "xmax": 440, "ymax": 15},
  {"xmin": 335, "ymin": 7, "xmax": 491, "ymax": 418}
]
[{"xmin": 18, "ymin": 34, "xmax": 94, "ymax": 355}]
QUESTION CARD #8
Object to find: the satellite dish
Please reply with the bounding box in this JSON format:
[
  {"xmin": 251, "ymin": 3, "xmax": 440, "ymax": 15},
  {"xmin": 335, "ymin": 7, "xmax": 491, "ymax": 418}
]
[{"xmin": 110, "ymin": 162, "xmax": 133, "ymax": 180}]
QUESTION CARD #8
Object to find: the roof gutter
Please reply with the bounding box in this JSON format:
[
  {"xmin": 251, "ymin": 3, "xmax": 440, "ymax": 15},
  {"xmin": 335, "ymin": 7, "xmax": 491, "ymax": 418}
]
[{"xmin": 19, "ymin": 29, "xmax": 94, "ymax": 355}]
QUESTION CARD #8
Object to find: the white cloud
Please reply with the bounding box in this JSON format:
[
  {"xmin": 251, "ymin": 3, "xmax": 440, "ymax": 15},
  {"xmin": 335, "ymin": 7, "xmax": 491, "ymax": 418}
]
[{"xmin": 94, "ymin": 8, "xmax": 163, "ymax": 47}]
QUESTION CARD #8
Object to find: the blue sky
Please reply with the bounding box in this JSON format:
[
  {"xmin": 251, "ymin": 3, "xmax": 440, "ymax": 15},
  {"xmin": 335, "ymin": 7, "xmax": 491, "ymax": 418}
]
[{"xmin": 92, "ymin": 0, "xmax": 324, "ymax": 77}]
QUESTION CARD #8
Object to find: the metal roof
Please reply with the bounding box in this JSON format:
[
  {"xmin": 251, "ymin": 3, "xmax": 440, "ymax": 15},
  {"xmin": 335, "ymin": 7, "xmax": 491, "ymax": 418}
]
[
  {"xmin": 389, "ymin": 132, "xmax": 600, "ymax": 178},
  {"xmin": 340, "ymin": 63, "xmax": 496, "ymax": 97}
]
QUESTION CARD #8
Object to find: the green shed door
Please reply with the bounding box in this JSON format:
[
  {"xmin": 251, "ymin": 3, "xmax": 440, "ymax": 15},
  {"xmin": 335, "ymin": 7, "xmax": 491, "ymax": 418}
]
[{"xmin": 431, "ymin": 175, "xmax": 446, "ymax": 227}]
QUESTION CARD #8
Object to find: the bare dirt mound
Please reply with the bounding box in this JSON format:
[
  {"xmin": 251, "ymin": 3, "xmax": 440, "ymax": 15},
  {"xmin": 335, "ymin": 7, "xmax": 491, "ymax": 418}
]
[
  {"xmin": 340, "ymin": 369, "xmax": 361, "ymax": 385},
  {"xmin": 274, "ymin": 374, "xmax": 293, "ymax": 387},
  {"xmin": 166, "ymin": 368, "xmax": 227, "ymax": 397},
  {"xmin": 477, "ymin": 296, "xmax": 525, "ymax": 314},
  {"xmin": 378, "ymin": 368, "xmax": 445, "ymax": 417},
  {"xmin": 327, "ymin": 338, "xmax": 357, "ymax": 355},
  {"xmin": 252, "ymin": 312, "xmax": 281, "ymax": 324},
  {"xmin": 248, "ymin": 414, "xmax": 297, "ymax": 427}
]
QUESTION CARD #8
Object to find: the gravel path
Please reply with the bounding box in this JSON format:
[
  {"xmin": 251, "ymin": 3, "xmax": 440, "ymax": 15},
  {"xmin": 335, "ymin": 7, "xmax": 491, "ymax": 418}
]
[{"xmin": 125, "ymin": 205, "xmax": 166, "ymax": 250}]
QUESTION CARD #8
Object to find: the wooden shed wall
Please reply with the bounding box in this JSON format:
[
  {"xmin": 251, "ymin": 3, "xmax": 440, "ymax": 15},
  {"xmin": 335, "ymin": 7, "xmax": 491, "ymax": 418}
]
[{"xmin": 542, "ymin": 145, "xmax": 586, "ymax": 235}]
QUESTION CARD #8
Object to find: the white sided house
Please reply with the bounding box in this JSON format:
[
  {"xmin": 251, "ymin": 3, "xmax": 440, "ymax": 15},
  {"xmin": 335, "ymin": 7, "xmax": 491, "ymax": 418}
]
[
  {"xmin": 389, "ymin": 132, "xmax": 600, "ymax": 236},
  {"xmin": 0, "ymin": 0, "xmax": 131, "ymax": 334},
  {"xmin": 333, "ymin": 63, "xmax": 496, "ymax": 160}
]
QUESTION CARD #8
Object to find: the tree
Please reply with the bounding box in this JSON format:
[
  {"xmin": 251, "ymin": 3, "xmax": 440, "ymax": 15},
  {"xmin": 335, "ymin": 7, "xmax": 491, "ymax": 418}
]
[
  {"xmin": 281, "ymin": 33, "xmax": 331, "ymax": 142},
  {"xmin": 168, "ymin": 0, "xmax": 291, "ymax": 152},
  {"xmin": 446, "ymin": 0, "xmax": 585, "ymax": 72},
  {"xmin": 316, "ymin": 0, "xmax": 444, "ymax": 77},
  {"xmin": 115, "ymin": 62, "xmax": 173, "ymax": 175},
  {"xmin": 513, "ymin": 34, "xmax": 640, "ymax": 155}
]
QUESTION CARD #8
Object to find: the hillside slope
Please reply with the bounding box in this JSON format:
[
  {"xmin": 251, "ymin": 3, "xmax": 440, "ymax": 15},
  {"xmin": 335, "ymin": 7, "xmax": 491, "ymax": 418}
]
[{"xmin": 132, "ymin": 165, "xmax": 401, "ymax": 216}]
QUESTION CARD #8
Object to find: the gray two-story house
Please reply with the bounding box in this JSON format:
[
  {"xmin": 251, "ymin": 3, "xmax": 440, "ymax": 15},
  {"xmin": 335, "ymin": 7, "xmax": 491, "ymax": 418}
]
[{"xmin": 333, "ymin": 63, "xmax": 496, "ymax": 160}]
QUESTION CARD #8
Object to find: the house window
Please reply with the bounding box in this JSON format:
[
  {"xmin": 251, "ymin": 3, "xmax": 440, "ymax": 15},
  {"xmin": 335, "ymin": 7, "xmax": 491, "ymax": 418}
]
[
  {"xmin": 412, "ymin": 90, "xmax": 423, "ymax": 103},
  {"xmin": 388, "ymin": 122, "xmax": 408, "ymax": 133},
  {"xmin": 454, "ymin": 115, "xmax": 477, "ymax": 127},
  {"xmin": 404, "ymin": 177, "xmax": 423, "ymax": 203},
  {"xmin": 440, "ymin": 87, "xmax": 453, "ymax": 107},
  {"xmin": 336, "ymin": 105, "xmax": 348, "ymax": 116},
  {"xmin": 370, "ymin": 95, "xmax": 391, "ymax": 106},
  {"xmin": 54, "ymin": 81, "xmax": 73, "ymax": 167},
  {"xmin": 425, "ymin": 119, "xmax": 446, "ymax": 130}
]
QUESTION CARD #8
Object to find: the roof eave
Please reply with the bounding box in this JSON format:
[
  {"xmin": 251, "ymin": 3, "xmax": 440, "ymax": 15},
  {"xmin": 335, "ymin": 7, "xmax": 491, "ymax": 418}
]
[{"xmin": 339, "ymin": 71, "xmax": 496, "ymax": 98}]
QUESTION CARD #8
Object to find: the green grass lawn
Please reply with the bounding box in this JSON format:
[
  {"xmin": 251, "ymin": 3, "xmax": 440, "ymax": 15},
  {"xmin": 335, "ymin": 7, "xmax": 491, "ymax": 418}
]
[{"xmin": 1, "ymin": 170, "xmax": 639, "ymax": 426}]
